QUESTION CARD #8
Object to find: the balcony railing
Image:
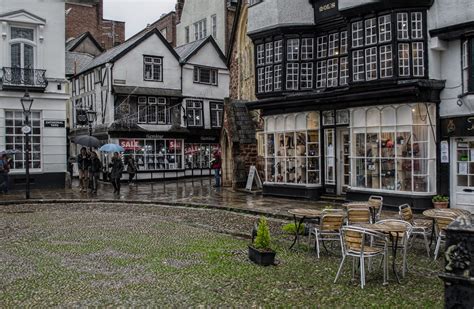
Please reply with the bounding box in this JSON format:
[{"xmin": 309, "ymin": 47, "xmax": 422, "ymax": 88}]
[{"xmin": 1, "ymin": 67, "xmax": 48, "ymax": 90}]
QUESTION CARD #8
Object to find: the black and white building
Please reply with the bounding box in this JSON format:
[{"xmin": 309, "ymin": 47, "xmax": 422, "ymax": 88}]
[
  {"xmin": 69, "ymin": 28, "xmax": 229, "ymax": 180},
  {"xmin": 246, "ymin": 0, "xmax": 473, "ymax": 211}
]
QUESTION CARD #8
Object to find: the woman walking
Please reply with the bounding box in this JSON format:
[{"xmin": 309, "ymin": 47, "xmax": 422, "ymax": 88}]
[
  {"xmin": 127, "ymin": 156, "xmax": 137, "ymax": 184},
  {"xmin": 89, "ymin": 151, "xmax": 102, "ymax": 194},
  {"xmin": 77, "ymin": 147, "xmax": 90, "ymax": 192},
  {"xmin": 109, "ymin": 152, "xmax": 123, "ymax": 194},
  {"xmin": 211, "ymin": 150, "xmax": 222, "ymax": 188}
]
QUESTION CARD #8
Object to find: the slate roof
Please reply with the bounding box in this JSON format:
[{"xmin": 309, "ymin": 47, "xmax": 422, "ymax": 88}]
[
  {"xmin": 66, "ymin": 52, "xmax": 94, "ymax": 76},
  {"xmin": 66, "ymin": 31, "xmax": 104, "ymax": 53},
  {"xmin": 226, "ymin": 101, "xmax": 256, "ymax": 144},
  {"xmin": 77, "ymin": 28, "xmax": 179, "ymax": 75}
]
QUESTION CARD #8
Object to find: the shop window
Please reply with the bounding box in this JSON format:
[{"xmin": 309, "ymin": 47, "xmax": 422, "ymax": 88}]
[
  {"xmin": 210, "ymin": 102, "xmax": 223, "ymax": 128},
  {"xmin": 143, "ymin": 56, "xmax": 162, "ymax": 81},
  {"xmin": 350, "ymin": 103, "xmax": 436, "ymax": 194},
  {"xmin": 186, "ymin": 100, "xmax": 203, "ymax": 127},
  {"xmin": 264, "ymin": 112, "xmax": 321, "ymax": 185},
  {"xmin": 122, "ymin": 138, "xmax": 183, "ymax": 171},
  {"xmin": 5, "ymin": 110, "xmax": 42, "ymax": 170},
  {"xmin": 184, "ymin": 144, "xmax": 218, "ymax": 169}
]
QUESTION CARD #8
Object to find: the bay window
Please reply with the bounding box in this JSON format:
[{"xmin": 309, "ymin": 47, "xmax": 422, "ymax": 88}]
[
  {"xmin": 264, "ymin": 112, "xmax": 321, "ymax": 185},
  {"xmin": 350, "ymin": 103, "xmax": 436, "ymax": 194}
]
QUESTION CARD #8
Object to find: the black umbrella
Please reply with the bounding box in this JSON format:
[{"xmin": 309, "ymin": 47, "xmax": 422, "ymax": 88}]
[{"xmin": 71, "ymin": 135, "xmax": 101, "ymax": 148}]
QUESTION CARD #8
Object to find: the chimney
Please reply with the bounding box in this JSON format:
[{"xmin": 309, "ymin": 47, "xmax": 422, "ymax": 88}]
[{"xmin": 175, "ymin": 0, "xmax": 185, "ymax": 23}]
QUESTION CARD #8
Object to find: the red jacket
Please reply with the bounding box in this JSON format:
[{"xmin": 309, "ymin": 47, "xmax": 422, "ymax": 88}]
[{"xmin": 211, "ymin": 153, "xmax": 221, "ymax": 169}]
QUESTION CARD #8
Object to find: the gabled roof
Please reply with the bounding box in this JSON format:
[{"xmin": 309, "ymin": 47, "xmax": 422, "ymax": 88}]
[
  {"xmin": 66, "ymin": 52, "xmax": 94, "ymax": 76},
  {"xmin": 0, "ymin": 9, "xmax": 46, "ymax": 25},
  {"xmin": 77, "ymin": 28, "xmax": 180, "ymax": 75},
  {"xmin": 66, "ymin": 32, "xmax": 104, "ymax": 53},
  {"xmin": 174, "ymin": 35, "xmax": 227, "ymax": 65}
]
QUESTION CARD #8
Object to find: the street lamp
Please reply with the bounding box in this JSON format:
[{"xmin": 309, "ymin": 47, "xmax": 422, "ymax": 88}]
[
  {"xmin": 20, "ymin": 90, "xmax": 34, "ymax": 199},
  {"xmin": 86, "ymin": 107, "xmax": 97, "ymax": 136}
]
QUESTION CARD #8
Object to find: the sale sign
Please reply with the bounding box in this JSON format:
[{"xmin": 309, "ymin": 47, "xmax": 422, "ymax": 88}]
[{"xmin": 119, "ymin": 139, "xmax": 141, "ymax": 150}]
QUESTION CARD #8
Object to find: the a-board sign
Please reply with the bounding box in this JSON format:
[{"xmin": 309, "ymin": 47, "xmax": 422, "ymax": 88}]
[{"xmin": 246, "ymin": 165, "xmax": 262, "ymax": 191}]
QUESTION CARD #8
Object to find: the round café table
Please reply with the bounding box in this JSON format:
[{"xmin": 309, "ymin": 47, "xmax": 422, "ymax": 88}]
[
  {"xmin": 359, "ymin": 221, "xmax": 408, "ymax": 284},
  {"xmin": 422, "ymin": 208, "xmax": 472, "ymax": 247},
  {"xmin": 287, "ymin": 208, "xmax": 322, "ymax": 250}
]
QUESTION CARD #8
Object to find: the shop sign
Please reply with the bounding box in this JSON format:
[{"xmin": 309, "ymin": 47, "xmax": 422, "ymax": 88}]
[
  {"xmin": 200, "ymin": 136, "xmax": 217, "ymax": 142},
  {"xmin": 119, "ymin": 139, "xmax": 141, "ymax": 150},
  {"xmin": 315, "ymin": 0, "xmax": 339, "ymax": 20},
  {"xmin": 146, "ymin": 134, "xmax": 164, "ymax": 139},
  {"xmin": 44, "ymin": 120, "xmax": 65, "ymax": 128},
  {"xmin": 468, "ymin": 117, "xmax": 474, "ymax": 131},
  {"xmin": 440, "ymin": 140, "xmax": 449, "ymax": 163},
  {"xmin": 441, "ymin": 116, "xmax": 474, "ymax": 137}
]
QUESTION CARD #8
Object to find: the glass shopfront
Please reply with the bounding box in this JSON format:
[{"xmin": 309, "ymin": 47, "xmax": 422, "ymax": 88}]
[
  {"xmin": 350, "ymin": 103, "xmax": 436, "ymax": 194},
  {"xmin": 264, "ymin": 112, "xmax": 321, "ymax": 185},
  {"xmin": 119, "ymin": 138, "xmax": 184, "ymax": 170},
  {"xmin": 184, "ymin": 143, "xmax": 220, "ymax": 169}
]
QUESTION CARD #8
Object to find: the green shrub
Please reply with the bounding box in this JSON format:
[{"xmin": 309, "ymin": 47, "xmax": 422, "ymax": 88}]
[
  {"xmin": 282, "ymin": 222, "xmax": 305, "ymax": 235},
  {"xmin": 432, "ymin": 195, "xmax": 449, "ymax": 202},
  {"xmin": 254, "ymin": 217, "xmax": 272, "ymax": 250}
]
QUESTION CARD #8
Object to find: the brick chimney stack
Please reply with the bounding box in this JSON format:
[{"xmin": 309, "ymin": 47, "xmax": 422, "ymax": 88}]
[{"xmin": 175, "ymin": 0, "xmax": 185, "ymax": 23}]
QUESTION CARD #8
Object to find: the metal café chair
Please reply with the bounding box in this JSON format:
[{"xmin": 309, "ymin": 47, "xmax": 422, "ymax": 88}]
[
  {"xmin": 368, "ymin": 195, "xmax": 383, "ymax": 221},
  {"xmin": 307, "ymin": 210, "xmax": 345, "ymax": 258},
  {"xmin": 375, "ymin": 219, "xmax": 413, "ymax": 278},
  {"xmin": 347, "ymin": 207, "xmax": 371, "ymax": 225},
  {"xmin": 334, "ymin": 225, "xmax": 389, "ymax": 289},
  {"xmin": 399, "ymin": 203, "xmax": 432, "ymax": 257},
  {"xmin": 433, "ymin": 216, "xmax": 455, "ymax": 261}
]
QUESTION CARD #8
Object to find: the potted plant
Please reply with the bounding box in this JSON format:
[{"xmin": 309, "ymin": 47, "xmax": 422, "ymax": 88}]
[
  {"xmin": 248, "ymin": 217, "xmax": 276, "ymax": 266},
  {"xmin": 432, "ymin": 195, "xmax": 449, "ymax": 209}
]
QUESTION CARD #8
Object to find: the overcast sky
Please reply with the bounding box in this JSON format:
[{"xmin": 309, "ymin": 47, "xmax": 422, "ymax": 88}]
[{"xmin": 103, "ymin": 0, "xmax": 176, "ymax": 39}]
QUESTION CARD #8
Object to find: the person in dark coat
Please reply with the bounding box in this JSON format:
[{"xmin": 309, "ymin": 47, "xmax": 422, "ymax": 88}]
[
  {"xmin": 126, "ymin": 156, "xmax": 137, "ymax": 184},
  {"xmin": 0, "ymin": 154, "xmax": 10, "ymax": 194},
  {"xmin": 88, "ymin": 151, "xmax": 102, "ymax": 194},
  {"xmin": 210, "ymin": 150, "xmax": 222, "ymax": 188},
  {"xmin": 77, "ymin": 147, "xmax": 90, "ymax": 192},
  {"xmin": 109, "ymin": 152, "xmax": 123, "ymax": 194}
]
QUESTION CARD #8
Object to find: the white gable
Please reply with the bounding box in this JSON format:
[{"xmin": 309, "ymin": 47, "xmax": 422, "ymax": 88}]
[
  {"xmin": 187, "ymin": 41, "xmax": 227, "ymax": 69},
  {"xmin": 0, "ymin": 10, "xmax": 46, "ymax": 25}
]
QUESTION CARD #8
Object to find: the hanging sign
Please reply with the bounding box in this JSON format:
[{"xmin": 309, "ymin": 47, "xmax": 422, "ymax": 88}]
[{"xmin": 440, "ymin": 140, "xmax": 449, "ymax": 163}]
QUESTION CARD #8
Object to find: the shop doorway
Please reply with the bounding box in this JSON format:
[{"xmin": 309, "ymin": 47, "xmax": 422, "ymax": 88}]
[
  {"xmin": 451, "ymin": 138, "xmax": 474, "ymax": 212},
  {"xmin": 337, "ymin": 128, "xmax": 350, "ymax": 195}
]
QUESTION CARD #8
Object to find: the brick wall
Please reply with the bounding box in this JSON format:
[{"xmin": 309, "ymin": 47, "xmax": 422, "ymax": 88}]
[
  {"xmin": 148, "ymin": 13, "xmax": 177, "ymax": 47},
  {"xmin": 66, "ymin": 0, "xmax": 125, "ymax": 50}
]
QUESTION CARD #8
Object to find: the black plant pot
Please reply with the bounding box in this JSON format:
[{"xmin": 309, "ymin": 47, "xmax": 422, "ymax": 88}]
[{"xmin": 248, "ymin": 245, "xmax": 276, "ymax": 266}]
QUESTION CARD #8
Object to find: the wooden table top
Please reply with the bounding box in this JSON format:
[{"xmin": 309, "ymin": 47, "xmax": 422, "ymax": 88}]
[
  {"xmin": 288, "ymin": 208, "xmax": 322, "ymax": 218},
  {"xmin": 422, "ymin": 208, "xmax": 471, "ymax": 219},
  {"xmin": 358, "ymin": 222, "xmax": 408, "ymax": 233}
]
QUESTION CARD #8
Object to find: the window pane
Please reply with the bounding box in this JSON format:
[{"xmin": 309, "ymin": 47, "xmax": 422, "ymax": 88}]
[{"xmin": 287, "ymin": 39, "xmax": 300, "ymax": 61}]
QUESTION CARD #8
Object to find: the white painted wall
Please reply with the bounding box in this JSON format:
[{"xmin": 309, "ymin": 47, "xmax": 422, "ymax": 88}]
[
  {"xmin": 176, "ymin": 0, "xmax": 226, "ymax": 52},
  {"xmin": 428, "ymin": 0, "xmax": 474, "ymax": 30},
  {"xmin": 113, "ymin": 34, "xmax": 181, "ymax": 91},
  {"xmin": 247, "ymin": 0, "xmax": 314, "ymax": 34}
]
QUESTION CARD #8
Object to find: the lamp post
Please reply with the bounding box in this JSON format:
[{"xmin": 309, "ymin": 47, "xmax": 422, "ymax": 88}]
[
  {"xmin": 20, "ymin": 90, "xmax": 34, "ymax": 199},
  {"xmin": 86, "ymin": 107, "xmax": 96, "ymax": 150}
]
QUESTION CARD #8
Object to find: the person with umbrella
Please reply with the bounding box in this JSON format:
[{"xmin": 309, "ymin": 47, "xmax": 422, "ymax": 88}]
[
  {"xmin": 77, "ymin": 147, "xmax": 91, "ymax": 192},
  {"xmin": 0, "ymin": 154, "xmax": 11, "ymax": 194},
  {"xmin": 109, "ymin": 152, "xmax": 123, "ymax": 194}
]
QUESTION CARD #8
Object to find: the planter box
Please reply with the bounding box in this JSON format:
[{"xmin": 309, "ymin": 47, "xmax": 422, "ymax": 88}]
[
  {"xmin": 248, "ymin": 245, "xmax": 276, "ymax": 266},
  {"xmin": 434, "ymin": 202, "xmax": 449, "ymax": 209}
]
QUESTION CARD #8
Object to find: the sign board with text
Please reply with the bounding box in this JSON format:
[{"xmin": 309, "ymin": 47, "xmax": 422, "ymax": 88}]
[
  {"xmin": 246, "ymin": 165, "xmax": 263, "ymax": 191},
  {"xmin": 44, "ymin": 120, "xmax": 65, "ymax": 128}
]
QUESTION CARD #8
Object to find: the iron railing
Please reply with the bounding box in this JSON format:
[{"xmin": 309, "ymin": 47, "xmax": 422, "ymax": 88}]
[{"xmin": 1, "ymin": 67, "xmax": 48, "ymax": 89}]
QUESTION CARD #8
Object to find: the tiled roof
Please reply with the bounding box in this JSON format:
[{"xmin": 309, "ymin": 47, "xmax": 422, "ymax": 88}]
[{"xmin": 66, "ymin": 52, "xmax": 94, "ymax": 76}]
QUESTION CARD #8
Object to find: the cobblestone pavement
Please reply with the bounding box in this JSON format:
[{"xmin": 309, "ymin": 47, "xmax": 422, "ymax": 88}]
[{"xmin": 1, "ymin": 177, "xmax": 401, "ymax": 219}]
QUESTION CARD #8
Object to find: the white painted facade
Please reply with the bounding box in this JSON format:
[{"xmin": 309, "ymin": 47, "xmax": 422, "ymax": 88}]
[
  {"xmin": 0, "ymin": 0, "xmax": 68, "ymax": 188},
  {"xmin": 176, "ymin": 0, "xmax": 227, "ymax": 52}
]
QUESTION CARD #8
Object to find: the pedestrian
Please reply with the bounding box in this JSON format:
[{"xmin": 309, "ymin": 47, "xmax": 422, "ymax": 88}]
[
  {"xmin": 89, "ymin": 151, "xmax": 102, "ymax": 194},
  {"xmin": 210, "ymin": 149, "xmax": 222, "ymax": 188},
  {"xmin": 109, "ymin": 152, "xmax": 123, "ymax": 194},
  {"xmin": 126, "ymin": 156, "xmax": 137, "ymax": 184},
  {"xmin": 77, "ymin": 147, "xmax": 90, "ymax": 192},
  {"xmin": 0, "ymin": 154, "xmax": 11, "ymax": 194}
]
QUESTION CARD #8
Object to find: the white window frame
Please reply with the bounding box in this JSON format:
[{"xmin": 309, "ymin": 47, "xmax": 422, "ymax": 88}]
[
  {"xmin": 365, "ymin": 47, "xmax": 378, "ymax": 81},
  {"xmin": 256, "ymin": 44, "xmax": 265, "ymax": 66},
  {"xmin": 210, "ymin": 102, "xmax": 223, "ymax": 128},
  {"xmin": 286, "ymin": 63, "xmax": 299, "ymax": 90},
  {"xmin": 300, "ymin": 62, "xmax": 313, "ymax": 90},
  {"xmin": 316, "ymin": 61, "xmax": 327, "ymax": 88},
  {"xmin": 138, "ymin": 96, "xmax": 147, "ymax": 123},
  {"xmin": 378, "ymin": 14, "xmax": 392, "ymax": 43},
  {"xmin": 327, "ymin": 58, "xmax": 338, "ymax": 88},
  {"xmin": 287, "ymin": 38, "xmax": 300, "ymax": 61},
  {"xmin": 398, "ymin": 43, "xmax": 410, "ymax": 76},
  {"xmin": 379, "ymin": 45, "xmax": 393, "ymax": 78},
  {"xmin": 301, "ymin": 38, "xmax": 314, "ymax": 60},
  {"xmin": 143, "ymin": 56, "xmax": 163, "ymax": 82},
  {"xmin": 411, "ymin": 12, "xmax": 423, "ymax": 39},
  {"xmin": 211, "ymin": 14, "xmax": 217, "ymax": 38},
  {"xmin": 265, "ymin": 42, "xmax": 273, "ymax": 64},
  {"xmin": 397, "ymin": 13, "xmax": 409, "ymax": 40},
  {"xmin": 265, "ymin": 66, "xmax": 273, "ymax": 92},
  {"xmin": 274, "ymin": 40, "xmax": 283, "ymax": 63},
  {"xmin": 412, "ymin": 42, "xmax": 424, "ymax": 77},
  {"xmin": 257, "ymin": 67, "xmax": 265, "ymax": 93},
  {"xmin": 365, "ymin": 18, "xmax": 377, "ymax": 45},
  {"xmin": 352, "ymin": 21, "xmax": 364, "ymax": 48},
  {"xmin": 352, "ymin": 50, "xmax": 365, "ymax": 82},
  {"xmin": 340, "ymin": 31, "xmax": 348, "ymax": 55},
  {"xmin": 328, "ymin": 33, "xmax": 339, "ymax": 57},
  {"xmin": 317, "ymin": 36, "xmax": 327, "ymax": 59},
  {"xmin": 186, "ymin": 100, "xmax": 203, "ymax": 127},
  {"xmin": 340, "ymin": 57, "xmax": 349, "ymax": 86},
  {"xmin": 274, "ymin": 64, "xmax": 282, "ymax": 91}
]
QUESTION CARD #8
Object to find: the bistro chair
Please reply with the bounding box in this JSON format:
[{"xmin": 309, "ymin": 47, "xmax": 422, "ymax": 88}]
[
  {"xmin": 334, "ymin": 226, "xmax": 388, "ymax": 289},
  {"xmin": 308, "ymin": 210, "xmax": 345, "ymax": 258},
  {"xmin": 347, "ymin": 208, "xmax": 371, "ymax": 225},
  {"xmin": 398, "ymin": 204, "xmax": 432, "ymax": 257},
  {"xmin": 375, "ymin": 219, "xmax": 413, "ymax": 278},
  {"xmin": 433, "ymin": 216, "xmax": 455, "ymax": 261},
  {"xmin": 368, "ymin": 195, "xmax": 383, "ymax": 221}
]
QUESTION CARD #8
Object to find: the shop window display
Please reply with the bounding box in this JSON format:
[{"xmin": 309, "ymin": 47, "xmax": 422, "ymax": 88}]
[
  {"xmin": 264, "ymin": 112, "xmax": 321, "ymax": 185},
  {"xmin": 121, "ymin": 138, "xmax": 183, "ymax": 171},
  {"xmin": 350, "ymin": 103, "xmax": 436, "ymax": 194},
  {"xmin": 184, "ymin": 144, "xmax": 219, "ymax": 169}
]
